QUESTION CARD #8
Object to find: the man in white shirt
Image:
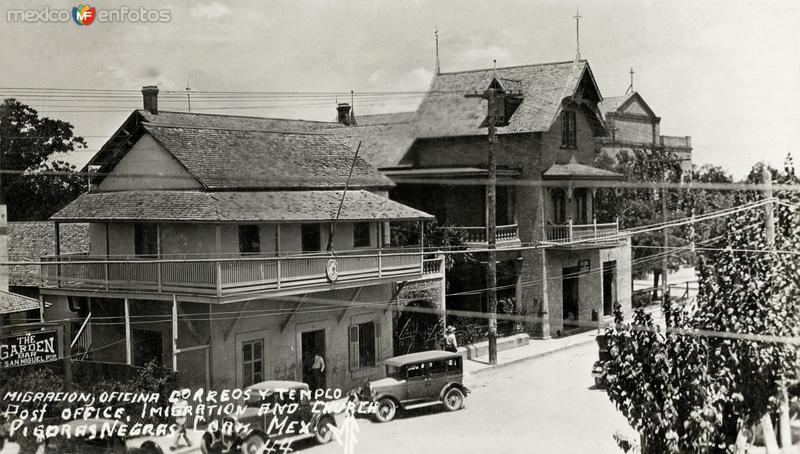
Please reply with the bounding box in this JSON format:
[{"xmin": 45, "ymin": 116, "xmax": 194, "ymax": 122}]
[{"xmin": 311, "ymin": 353, "xmax": 325, "ymax": 391}]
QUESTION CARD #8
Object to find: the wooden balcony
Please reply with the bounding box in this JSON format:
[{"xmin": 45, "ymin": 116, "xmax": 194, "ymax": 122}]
[
  {"xmin": 41, "ymin": 249, "xmax": 441, "ymax": 301},
  {"xmin": 544, "ymin": 219, "xmax": 620, "ymax": 245},
  {"xmin": 451, "ymin": 224, "xmax": 520, "ymax": 248}
]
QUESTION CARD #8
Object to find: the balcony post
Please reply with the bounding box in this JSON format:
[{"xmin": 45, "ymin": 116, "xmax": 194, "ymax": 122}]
[
  {"xmin": 172, "ymin": 294, "xmax": 178, "ymax": 373},
  {"xmin": 568, "ymin": 217, "xmax": 573, "ymax": 242},
  {"xmin": 216, "ymin": 261, "xmax": 222, "ymax": 296},
  {"xmin": 124, "ymin": 298, "xmax": 132, "ymax": 365},
  {"xmin": 378, "ymin": 249, "xmax": 383, "ymax": 278},
  {"xmin": 54, "ymin": 222, "xmax": 61, "ymax": 288},
  {"xmin": 104, "ymin": 257, "xmax": 109, "ymax": 291},
  {"xmin": 276, "ymin": 259, "xmax": 281, "ymax": 289},
  {"xmin": 593, "ymin": 217, "xmax": 598, "ymax": 243}
]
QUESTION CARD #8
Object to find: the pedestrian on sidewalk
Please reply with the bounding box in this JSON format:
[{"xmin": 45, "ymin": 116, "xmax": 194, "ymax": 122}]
[
  {"xmin": 311, "ymin": 353, "xmax": 326, "ymax": 391},
  {"xmin": 444, "ymin": 326, "xmax": 458, "ymax": 352}
]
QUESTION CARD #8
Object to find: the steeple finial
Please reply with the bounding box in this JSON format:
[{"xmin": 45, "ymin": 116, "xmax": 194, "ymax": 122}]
[
  {"xmin": 434, "ymin": 26, "xmax": 440, "ymax": 75},
  {"xmin": 574, "ymin": 7, "xmax": 582, "ymax": 62},
  {"xmin": 625, "ymin": 67, "xmax": 634, "ymax": 94}
]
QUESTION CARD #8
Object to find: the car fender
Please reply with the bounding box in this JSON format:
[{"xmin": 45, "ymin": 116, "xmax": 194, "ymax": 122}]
[
  {"xmin": 372, "ymin": 393, "xmax": 402, "ymax": 409},
  {"xmin": 438, "ymin": 382, "xmax": 470, "ymax": 400}
]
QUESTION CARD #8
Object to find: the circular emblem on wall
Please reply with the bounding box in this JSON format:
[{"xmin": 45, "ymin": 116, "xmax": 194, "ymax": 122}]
[{"xmin": 326, "ymin": 258, "xmax": 339, "ymax": 282}]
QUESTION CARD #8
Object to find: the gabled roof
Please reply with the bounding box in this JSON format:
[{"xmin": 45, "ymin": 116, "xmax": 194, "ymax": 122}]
[
  {"xmin": 598, "ymin": 91, "xmax": 657, "ymax": 119},
  {"xmin": 413, "ymin": 60, "xmax": 602, "ymax": 138},
  {"xmin": 0, "ymin": 290, "xmax": 39, "ymax": 315},
  {"xmin": 52, "ymin": 190, "xmax": 433, "ymax": 223},
  {"xmin": 86, "ymin": 110, "xmax": 391, "ymax": 190},
  {"xmin": 141, "ymin": 124, "xmax": 392, "ymax": 190},
  {"xmin": 8, "ymin": 222, "xmax": 89, "ymax": 287},
  {"xmin": 331, "ymin": 115, "xmax": 418, "ymax": 170},
  {"xmin": 543, "ymin": 159, "xmax": 623, "ymax": 180}
]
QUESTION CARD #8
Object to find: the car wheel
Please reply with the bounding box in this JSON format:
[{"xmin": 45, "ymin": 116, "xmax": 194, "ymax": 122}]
[
  {"xmin": 315, "ymin": 416, "xmax": 336, "ymax": 444},
  {"xmin": 375, "ymin": 398, "xmax": 397, "ymax": 423},
  {"xmin": 241, "ymin": 433, "xmax": 267, "ymax": 454},
  {"xmin": 443, "ymin": 388, "xmax": 465, "ymax": 411}
]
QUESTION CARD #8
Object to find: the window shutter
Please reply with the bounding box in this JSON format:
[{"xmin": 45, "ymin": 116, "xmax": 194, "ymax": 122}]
[{"xmin": 349, "ymin": 325, "xmax": 360, "ymax": 371}]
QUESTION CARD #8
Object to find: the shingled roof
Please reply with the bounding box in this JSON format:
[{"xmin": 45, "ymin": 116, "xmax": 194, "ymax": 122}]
[
  {"xmin": 0, "ymin": 290, "xmax": 39, "ymax": 315},
  {"xmin": 331, "ymin": 112, "xmax": 418, "ymax": 170},
  {"xmin": 8, "ymin": 222, "xmax": 89, "ymax": 287},
  {"xmin": 140, "ymin": 125, "xmax": 392, "ymax": 190},
  {"xmin": 413, "ymin": 60, "xmax": 601, "ymax": 138},
  {"xmin": 52, "ymin": 190, "xmax": 433, "ymax": 223}
]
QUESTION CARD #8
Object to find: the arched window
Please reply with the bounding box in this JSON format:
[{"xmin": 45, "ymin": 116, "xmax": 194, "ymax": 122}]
[
  {"xmin": 574, "ymin": 188, "xmax": 589, "ymax": 224},
  {"xmin": 551, "ymin": 189, "xmax": 567, "ymax": 224}
]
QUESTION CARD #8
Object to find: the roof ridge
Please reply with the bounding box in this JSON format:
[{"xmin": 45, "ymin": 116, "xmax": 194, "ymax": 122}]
[
  {"xmin": 143, "ymin": 122, "xmax": 337, "ymax": 136},
  {"xmin": 137, "ymin": 109, "xmax": 343, "ymax": 126},
  {"xmin": 438, "ymin": 59, "xmax": 586, "ymax": 76}
]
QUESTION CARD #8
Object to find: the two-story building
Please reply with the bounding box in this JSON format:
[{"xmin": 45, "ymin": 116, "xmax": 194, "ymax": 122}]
[
  {"xmin": 39, "ymin": 87, "xmax": 441, "ymax": 390},
  {"xmin": 596, "ymin": 91, "xmax": 692, "ymax": 172},
  {"xmin": 342, "ymin": 60, "xmax": 633, "ymax": 338}
]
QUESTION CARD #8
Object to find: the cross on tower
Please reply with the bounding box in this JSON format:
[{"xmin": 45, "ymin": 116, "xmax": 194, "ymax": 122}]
[{"xmin": 626, "ymin": 67, "xmax": 634, "ymax": 94}]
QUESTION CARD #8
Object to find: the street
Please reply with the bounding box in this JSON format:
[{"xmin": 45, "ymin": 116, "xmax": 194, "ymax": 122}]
[{"xmin": 264, "ymin": 342, "xmax": 633, "ymax": 454}]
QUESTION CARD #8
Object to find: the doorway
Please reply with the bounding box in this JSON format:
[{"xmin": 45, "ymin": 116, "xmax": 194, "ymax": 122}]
[
  {"xmin": 562, "ymin": 266, "xmax": 580, "ymax": 327},
  {"xmin": 301, "ymin": 329, "xmax": 326, "ymax": 390},
  {"xmin": 133, "ymin": 329, "xmax": 163, "ymax": 367},
  {"xmin": 602, "ymin": 261, "xmax": 617, "ymax": 316}
]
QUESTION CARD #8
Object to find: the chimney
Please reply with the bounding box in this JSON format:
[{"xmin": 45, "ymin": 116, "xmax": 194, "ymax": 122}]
[
  {"xmin": 141, "ymin": 85, "xmax": 159, "ymax": 114},
  {"xmin": 336, "ymin": 103, "xmax": 352, "ymax": 125}
]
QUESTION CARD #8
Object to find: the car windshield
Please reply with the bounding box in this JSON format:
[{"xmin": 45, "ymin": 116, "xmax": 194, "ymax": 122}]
[{"xmin": 385, "ymin": 365, "xmax": 402, "ymax": 377}]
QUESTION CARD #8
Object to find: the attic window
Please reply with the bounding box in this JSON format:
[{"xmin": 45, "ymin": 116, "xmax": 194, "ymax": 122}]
[
  {"xmin": 561, "ymin": 111, "xmax": 577, "ymax": 148},
  {"xmin": 493, "ymin": 94, "xmax": 521, "ymax": 127}
]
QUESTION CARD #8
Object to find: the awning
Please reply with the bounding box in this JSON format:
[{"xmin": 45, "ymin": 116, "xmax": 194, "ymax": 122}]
[
  {"xmin": 51, "ymin": 190, "xmax": 434, "ymax": 223},
  {"xmin": 0, "ymin": 290, "xmax": 40, "ymax": 315}
]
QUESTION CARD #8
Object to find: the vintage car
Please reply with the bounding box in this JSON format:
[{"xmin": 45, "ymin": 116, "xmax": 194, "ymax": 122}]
[
  {"xmin": 360, "ymin": 350, "xmax": 470, "ymax": 423},
  {"xmin": 39, "ymin": 419, "xmax": 163, "ymax": 454},
  {"xmin": 238, "ymin": 380, "xmax": 346, "ymax": 452}
]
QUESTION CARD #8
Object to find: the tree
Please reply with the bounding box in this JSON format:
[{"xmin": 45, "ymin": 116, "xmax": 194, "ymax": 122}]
[
  {"xmin": 0, "ymin": 99, "xmax": 87, "ymax": 220},
  {"xmin": 601, "ymin": 155, "xmax": 800, "ymax": 453},
  {"xmin": 594, "ymin": 149, "xmax": 688, "ymax": 301}
]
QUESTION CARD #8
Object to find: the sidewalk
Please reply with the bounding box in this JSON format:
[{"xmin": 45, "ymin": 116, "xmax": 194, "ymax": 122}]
[
  {"xmin": 463, "ymin": 306, "xmax": 664, "ymax": 375},
  {"xmin": 463, "ymin": 328, "xmax": 599, "ymax": 375}
]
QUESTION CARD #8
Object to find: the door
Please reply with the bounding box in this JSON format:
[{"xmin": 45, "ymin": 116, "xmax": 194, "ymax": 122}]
[
  {"xmin": 301, "ymin": 330, "xmax": 326, "ymax": 390},
  {"xmin": 133, "ymin": 329, "xmax": 162, "ymax": 367},
  {"xmin": 602, "ymin": 261, "xmax": 617, "ymax": 316},
  {"xmin": 562, "ymin": 266, "xmax": 580, "ymax": 326},
  {"xmin": 428, "ymin": 360, "xmax": 450, "ymax": 399},
  {"xmin": 403, "ymin": 362, "xmax": 429, "ymax": 404}
]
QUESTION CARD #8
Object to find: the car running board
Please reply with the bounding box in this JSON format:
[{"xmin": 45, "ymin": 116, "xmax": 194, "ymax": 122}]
[{"xmin": 403, "ymin": 401, "xmax": 444, "ymax": 410}]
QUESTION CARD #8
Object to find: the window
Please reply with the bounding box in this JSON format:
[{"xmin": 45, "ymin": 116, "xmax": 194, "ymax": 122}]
[
  {"xmin": 561, "ymin": 110, "xmax": 577, "ymax": 148},
  {"xmin": 353, "ymin": 222, "xmax": 371, "ymax": 248},
  {"xmin": 242, "ymin": 340, "xmax": 263, "ymax": 387},
  {"xmin": 349, "ymin": 321, "xmax": 380, "ymax": 370},
  {"xmin": 301, "ymin": 224, "xmax": 321, "ymax": 252},
  {"xmin": 405, "ymin": 363, "xmax": 427, "ymax": 379},
  {"xmin": 134, "ymin": 223, "xmax": 158, "ymax": 257},
  {"xmin": 575, "ymin": 189, "xmax": 589, "ymax": 224},
  {"xmin": 552, "ymin": 189, "xmax": 567, "ymax": 225},
  {"xmin": 429, "ymin": 360, "xmax": 448, "ymax": 376},
  {"xmin": 238, "ymin": 225, "xmax": 260, "ymax": 254}
]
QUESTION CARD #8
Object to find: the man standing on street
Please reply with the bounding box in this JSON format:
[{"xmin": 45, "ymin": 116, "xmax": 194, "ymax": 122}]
[{"xmin": 444, "ymin": 326, "xmax": 458, "ymax": 352}]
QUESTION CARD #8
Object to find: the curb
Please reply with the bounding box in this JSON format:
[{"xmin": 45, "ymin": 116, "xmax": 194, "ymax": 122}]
[{"xmin": 467, "ymin": 335, "xmax": 598, "ymax": 375}]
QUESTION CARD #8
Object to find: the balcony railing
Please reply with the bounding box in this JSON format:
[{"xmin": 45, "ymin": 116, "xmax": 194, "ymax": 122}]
[
  {"xmin": 41, "ymin": 249, "xmax": 435, "ymax": 298},
  {"xmin": 451, "ymin": 224, "xmax": 519, "ymax": 246},
  {"xmin": 544, "ymin": 219, "xmax": 620, "ymax": 244}
]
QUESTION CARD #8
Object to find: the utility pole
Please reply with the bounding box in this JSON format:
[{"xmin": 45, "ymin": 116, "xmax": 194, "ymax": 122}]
[
  {"xmin": 466, "ymin": 84, "xmax": 501, "ymax": 365},
  {"xmin": 762, "ymin": 167, "xmax": 792, "ymax": 451}
]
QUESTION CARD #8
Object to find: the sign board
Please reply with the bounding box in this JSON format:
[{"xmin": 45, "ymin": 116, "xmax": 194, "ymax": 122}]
[
  {"xmin": 326, "ymin": 258, "xmax": 339, "ymax": 282},
  {"xmin": 0, "ymin": 330, "xmax": 60, "ymax": 368}
]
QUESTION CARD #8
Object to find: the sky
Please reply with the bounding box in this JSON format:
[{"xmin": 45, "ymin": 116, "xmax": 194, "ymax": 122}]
[{"xmin": 1, "ymin": 0, "xmax": 799, "ymax": 177}]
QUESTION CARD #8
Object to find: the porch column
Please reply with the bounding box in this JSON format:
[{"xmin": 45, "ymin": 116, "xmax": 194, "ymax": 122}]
[
  {"xmin": 124, "ymin": 298, "xmax": 132, "ymax": 365},
  {"xmin": 438, "ymin": 252, "xmax": 447, "ymax": 334},
  {"xmin": 172, "ymin": 294, "xmax": 178, "ymax": 373},
  {"xmin": 54, "ymin": 222, "xmax": 61, "ymax": 288}
]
